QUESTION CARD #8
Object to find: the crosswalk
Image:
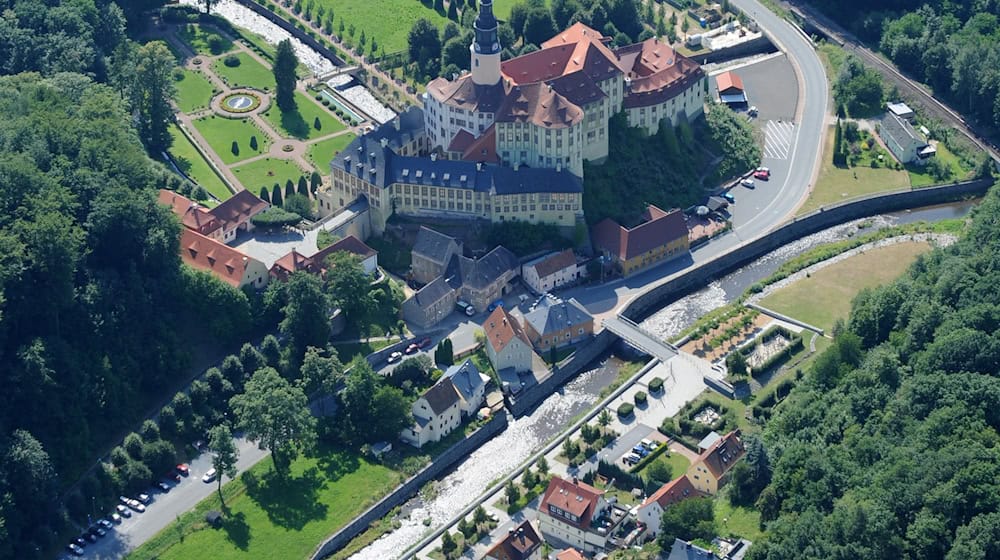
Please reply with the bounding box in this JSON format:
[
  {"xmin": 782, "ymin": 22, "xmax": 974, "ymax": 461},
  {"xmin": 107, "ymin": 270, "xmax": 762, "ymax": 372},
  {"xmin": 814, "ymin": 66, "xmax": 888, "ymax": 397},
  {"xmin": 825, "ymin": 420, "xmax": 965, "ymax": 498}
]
[{"xmin": 763, "ymin": 120, "xmax": 796, "ymax": 160}]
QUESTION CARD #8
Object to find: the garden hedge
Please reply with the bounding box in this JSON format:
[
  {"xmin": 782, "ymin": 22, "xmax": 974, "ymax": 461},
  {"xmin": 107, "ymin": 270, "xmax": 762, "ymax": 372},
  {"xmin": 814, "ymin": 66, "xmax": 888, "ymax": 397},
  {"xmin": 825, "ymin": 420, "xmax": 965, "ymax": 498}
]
[{"xmin": 617, "ymin": 403, "xmax": 634, "ymax": 417}]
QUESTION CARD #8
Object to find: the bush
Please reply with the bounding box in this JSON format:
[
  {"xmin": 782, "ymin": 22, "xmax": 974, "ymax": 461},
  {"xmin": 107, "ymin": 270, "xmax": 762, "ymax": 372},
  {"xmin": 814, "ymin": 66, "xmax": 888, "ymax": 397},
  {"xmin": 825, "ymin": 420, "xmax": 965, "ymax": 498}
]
[
  {"xmin": 648, "ymin": 377, "xmax": 664, "ymax": 393},
  {"xmin": 223, "ymin": 53, "xmax": 240, "ymax": 66},
  {"xmin": 634, "ymin": 391, "xmax": 647, "ymax": 405},
  {"xmin": 617, "ymin": 403, "xmax": 634, "ymax": 417},
  {"xmin": 251, "ymin": 207, "xmax": 302, "ymax": 229}
]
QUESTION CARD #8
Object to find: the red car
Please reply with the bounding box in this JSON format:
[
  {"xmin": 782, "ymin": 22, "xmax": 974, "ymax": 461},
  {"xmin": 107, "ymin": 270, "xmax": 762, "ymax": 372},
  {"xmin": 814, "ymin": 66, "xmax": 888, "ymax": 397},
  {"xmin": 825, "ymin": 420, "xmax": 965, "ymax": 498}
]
[
  {"xmin": 176, "ymin": 464, "xmax": 190, "ymax": 477},
  {"xmin": 417, "ymin": 337, "xmax": 433, "ymax": 349},
  {"xmin": 754, "ymin": 167, "xmax": 771, "ymax": 180},
  {"xmin": 404, "ymin": 343, "xmax": 420, "ymax": 355}
]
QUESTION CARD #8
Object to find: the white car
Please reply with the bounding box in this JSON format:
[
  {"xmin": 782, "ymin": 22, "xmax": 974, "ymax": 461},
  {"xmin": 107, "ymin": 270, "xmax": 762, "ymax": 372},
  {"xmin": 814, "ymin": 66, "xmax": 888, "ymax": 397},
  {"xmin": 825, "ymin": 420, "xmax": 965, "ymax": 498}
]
[
  {"xmin": 740, "ymin": 178, "xmax": 755, "ymax": 188},
  {"xmin": 386, "ymin": 351, "xmax": 403, "ymax": 364},
  {"xmin": 202, "ymin": 468, "xmax": 218, "ymax": 483},
  {"xmin": 115, "ymin": 504, "xmax": 131, "ymax": 518}
]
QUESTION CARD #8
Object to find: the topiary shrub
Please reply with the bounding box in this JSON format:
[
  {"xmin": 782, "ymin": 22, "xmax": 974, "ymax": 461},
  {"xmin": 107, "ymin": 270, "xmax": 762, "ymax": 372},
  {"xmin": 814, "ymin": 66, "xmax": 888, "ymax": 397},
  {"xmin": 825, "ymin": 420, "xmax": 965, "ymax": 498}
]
[
  {"xmin": 617, "ymin": 403, "xmax": 634, "ymax": 417},
  {"xmin": 634, "ymin": 391, "xmax": 647, "ymax": 405},
  {"xmin": 648, "ymin": 377, "xmax": 664, "ymax": 393},
  {"xmin": 223, "ymin": 54, "xmax": 241, "ymax": 67}
]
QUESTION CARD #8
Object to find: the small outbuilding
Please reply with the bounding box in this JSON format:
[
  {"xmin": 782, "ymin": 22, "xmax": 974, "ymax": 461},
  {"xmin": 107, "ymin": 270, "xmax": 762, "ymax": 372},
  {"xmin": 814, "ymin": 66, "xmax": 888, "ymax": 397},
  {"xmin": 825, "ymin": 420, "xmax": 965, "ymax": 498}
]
[{"xmin": 716, "ymin": 71, "xmax": 747, "ymax": 105}]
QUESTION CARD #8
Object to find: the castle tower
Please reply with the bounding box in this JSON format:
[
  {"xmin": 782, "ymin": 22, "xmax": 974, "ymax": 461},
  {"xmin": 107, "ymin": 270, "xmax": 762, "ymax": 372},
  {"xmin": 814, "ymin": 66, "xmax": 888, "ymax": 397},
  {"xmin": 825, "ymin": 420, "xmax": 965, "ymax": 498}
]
[{"xmin": 471, "ymin": 0, "xmax": 501, "ymax": 85}]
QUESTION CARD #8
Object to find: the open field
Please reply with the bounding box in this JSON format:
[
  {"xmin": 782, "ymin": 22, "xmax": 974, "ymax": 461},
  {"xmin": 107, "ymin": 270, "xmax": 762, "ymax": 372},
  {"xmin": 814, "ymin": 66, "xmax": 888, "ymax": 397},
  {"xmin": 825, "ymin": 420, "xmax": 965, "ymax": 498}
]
[
  {"xmin": 174, "ymin": 69, "xmax": 217, "ymax": 113},
  {"xmin": 262, "ymin": 92, "xmax": 346, "ymax": 140},
  {"xmin": 491, "ymin": 0, "xmax": 550, "ymax": 18},
  {"xmin": 312, "ymin": 0, "xmax": 450, "ymax": 53},
  {"xmin": 128, "ymin": 451, "xmax": 400, "ymax": 560},
  {"xmin": 797, "ymin": 126, "xmax": 910, "ymax": 215},
  {"xmin": 231, "ymin": 158, "xmax": 309, "ymax": 194},
  {"xmin": 168, "ymin": 125, "xmax": 232, "ymax": 201},
  {"xmin": 192, "ymin": 115, "xmax": 272, "ymax": 164},
  {"xmin": 177, "ymin": 23, "xmax": 235, "ymax": 56},
  {"xmin": 212, "ymin": 52, "xmax": 276, "ymax": 91},
  {"xmin": 636, "ymin": 449, "xmax": 691, "ymax": 483},
  {"xmin": 759, "ymin": 241, "xmax": 932, "ymax": 332},
  {"xmin": 715, "ymin": 498, "xmax": 764, "ymax": 542},
  {"xmin": 307, "ymin": 133, "xmax": 357, "ymax": 168},
  {"xmin": 906, "ymin": 141, "xmax": 972, "ymax": 187}
]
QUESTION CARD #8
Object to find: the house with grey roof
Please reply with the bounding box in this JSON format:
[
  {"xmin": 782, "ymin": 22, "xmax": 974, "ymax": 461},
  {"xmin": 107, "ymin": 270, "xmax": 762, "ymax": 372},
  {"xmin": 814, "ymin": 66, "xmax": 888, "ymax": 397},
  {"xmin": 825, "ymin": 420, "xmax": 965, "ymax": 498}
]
[
  {"xmin": 447, "ymin": 245, "xmax": 520, "ymax": 312},
  {"xmin": 521, "ymin": 295, "xmax": 594, "ymax": 352},
  {"xmin": 402, "ymin": 276, "xmax": 458, "ymax": 328},
  {"xmin": 412, "ymin": 226, "xmax": 463, "ymax": 284},
  {"xmin": 400, "ymin": 377, "xmax": 462, "ymax": 448},
  {"xmin": 879, "ymin": 112, "xmax": 936, "ymax": 165},
  {"xmin": 443, "ymin": 359, "xmax": 490, "ymax": 417}
]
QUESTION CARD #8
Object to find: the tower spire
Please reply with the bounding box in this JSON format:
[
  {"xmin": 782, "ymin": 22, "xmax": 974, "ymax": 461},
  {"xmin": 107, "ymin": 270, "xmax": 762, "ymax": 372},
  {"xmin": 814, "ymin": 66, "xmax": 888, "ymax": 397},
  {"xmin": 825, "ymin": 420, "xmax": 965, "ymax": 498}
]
[{"xmin": 470, "ymin": 0, "xmax": 501, "ymax": 85}]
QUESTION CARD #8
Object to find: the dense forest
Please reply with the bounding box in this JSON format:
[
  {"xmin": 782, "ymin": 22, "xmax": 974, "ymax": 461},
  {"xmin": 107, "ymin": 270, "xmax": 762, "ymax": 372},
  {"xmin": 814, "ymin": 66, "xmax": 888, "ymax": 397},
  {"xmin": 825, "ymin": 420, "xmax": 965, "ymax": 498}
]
[
  {"xmin": 807, "ymin": 0, "xmax": 1000, "ymax": 134},
  {"xmin": 745, "ymin": 180, "xmax": 1000, "ymax": 559}
]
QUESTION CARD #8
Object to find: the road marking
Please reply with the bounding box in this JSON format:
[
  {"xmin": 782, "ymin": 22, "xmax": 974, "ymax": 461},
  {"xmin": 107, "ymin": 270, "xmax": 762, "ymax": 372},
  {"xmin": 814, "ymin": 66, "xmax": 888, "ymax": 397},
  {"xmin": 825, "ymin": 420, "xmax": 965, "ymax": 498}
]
[{"xmin": 763, "ymin": 120, "xmax": 795, "ymax": 159}]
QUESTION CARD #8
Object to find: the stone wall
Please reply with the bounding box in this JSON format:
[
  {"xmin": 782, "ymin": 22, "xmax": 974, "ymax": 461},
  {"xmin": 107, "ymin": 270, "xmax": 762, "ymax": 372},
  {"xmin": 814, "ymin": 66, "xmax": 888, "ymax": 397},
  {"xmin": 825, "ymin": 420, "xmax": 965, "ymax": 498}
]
[
  {"xmin": 508, "ymin": 329, "xmax": 617, "ymax": 417},
  {"xmin": 234, "ymin": 0, "xmax": 346, "ymax": 67},
  {"xmin": 311, "ymin": 413, "xmax": 509, "ymax": 560},
  {"xmin": 622, "ymin": 179, "xmax": 992, "ymax": 322}
]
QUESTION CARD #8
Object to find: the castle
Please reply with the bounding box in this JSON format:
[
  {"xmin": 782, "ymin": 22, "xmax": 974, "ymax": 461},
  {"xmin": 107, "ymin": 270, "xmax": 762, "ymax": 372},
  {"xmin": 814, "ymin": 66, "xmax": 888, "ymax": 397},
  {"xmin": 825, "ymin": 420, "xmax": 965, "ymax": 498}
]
[{"xmin": 317, "ymin": 1, "xmax": 706, "ymax": 233}]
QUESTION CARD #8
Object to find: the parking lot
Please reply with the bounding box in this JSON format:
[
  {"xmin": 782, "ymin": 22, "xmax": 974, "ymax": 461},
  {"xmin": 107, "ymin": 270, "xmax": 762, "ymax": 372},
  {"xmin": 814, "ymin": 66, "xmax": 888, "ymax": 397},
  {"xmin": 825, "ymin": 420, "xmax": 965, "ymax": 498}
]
[{"xmin": 712, "ymin": 53, "xmax": 798, "ymax": 122}]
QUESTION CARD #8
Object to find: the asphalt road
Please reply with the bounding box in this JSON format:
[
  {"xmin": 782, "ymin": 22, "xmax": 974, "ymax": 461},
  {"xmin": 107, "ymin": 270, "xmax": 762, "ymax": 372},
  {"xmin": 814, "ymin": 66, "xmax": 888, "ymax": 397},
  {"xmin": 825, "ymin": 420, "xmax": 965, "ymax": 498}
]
[{"xmin": 73, "ymin": 437, "xmax": 269, "ymax": 560}]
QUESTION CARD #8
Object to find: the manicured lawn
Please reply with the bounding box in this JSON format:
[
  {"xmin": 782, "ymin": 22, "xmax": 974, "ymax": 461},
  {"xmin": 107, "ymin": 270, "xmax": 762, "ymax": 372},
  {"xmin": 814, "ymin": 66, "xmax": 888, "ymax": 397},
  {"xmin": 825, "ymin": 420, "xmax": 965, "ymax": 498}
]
[
  {"xmin": 759, "ymin": 242, "xmax": 932, "ymax": 332},
  {"xmin": 177, "ymin": 23, "xmax": 234, "ymax": 56},
  {"xmin": 231, "ymin": 158, "xmax": 309, "ymax": 194},
  {"xmin": 168, "ymin": 125, "xmax": 232, "ymax": 201},
  {"xmin": 262, "ymin": 92, "xmax": 346, "ymax": 140},
  {"xmin": 174, "ymin": 69, "xmax": 217, "ymax": 113},
  {"xmin": 715, "ymin": 498, "xmax": 764, "ymax": 542},
  {"xmin": 906, "ymin": 141, "xmax": 972, "ymax": 187},
  {"xmin": 212, "ymin": 52, "xmax": 276, "ymax": 91},
  {"xmin": 307, "ymin": 132, "xmax": 357, "ymax": 168},
  {"xmin": 128, "ymin": 450, "xmax": 400, "ymax": 560},
  {"xmin": 636, "ymin": 449, "xmax": 691, "ymax": 483},
  {"xmin": 797, "ymin": 126, "xmax": 911, "ymax": 215},
  {"xmin": 491, "ymin": 0, "xmax": 549, "ymax": 18},
  {"xmin": 313, "ymin": 0, "xmax": 450, "ymax": 53},
  {"xmin": 192, "ymin": 115, "xmax": 272, "ymax": 164}
]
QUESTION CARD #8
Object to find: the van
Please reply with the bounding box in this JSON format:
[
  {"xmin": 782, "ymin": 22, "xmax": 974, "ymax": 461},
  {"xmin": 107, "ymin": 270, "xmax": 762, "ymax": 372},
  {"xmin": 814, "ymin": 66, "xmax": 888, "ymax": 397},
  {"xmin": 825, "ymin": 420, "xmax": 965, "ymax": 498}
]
[
  {"xmin": 623, "ymin": 452, "xmax": 641, "ymax": 465},
  {"xmin": 456, "ymin": 300, "xmax": 476, "ymax": 316}
]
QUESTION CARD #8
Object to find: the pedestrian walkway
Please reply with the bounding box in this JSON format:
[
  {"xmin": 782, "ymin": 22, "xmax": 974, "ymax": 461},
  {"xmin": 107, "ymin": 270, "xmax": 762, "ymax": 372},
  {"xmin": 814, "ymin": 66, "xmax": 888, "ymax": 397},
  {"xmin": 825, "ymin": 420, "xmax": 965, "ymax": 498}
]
[{"xmin": 763, "ymin": 120, "xmax": 796, "ymax": 160}]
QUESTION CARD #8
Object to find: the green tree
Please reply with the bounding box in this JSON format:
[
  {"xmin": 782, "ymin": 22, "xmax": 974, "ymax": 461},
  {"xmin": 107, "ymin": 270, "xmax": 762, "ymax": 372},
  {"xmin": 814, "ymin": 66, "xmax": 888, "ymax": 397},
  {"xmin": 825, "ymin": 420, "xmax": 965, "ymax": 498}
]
[
  {"xmin": 658, "ymin": 497, "xmax": 716, "ymax": 549},
  {"xmin": 284, "ymin": 193, "xmax": 312, "ymax": 218},
  {"xmin": 130, "ymin": 41, "xmax": 176, "ymax": 152},
  {"xmin": 208, "ymin": 424, "xmax": 239, "ymax": 495},
  {"xmin": 280, "ymin": 272, "xmax": 331, "ymax": 359},
  {"xmin": 297, "ymin": 175, "xmax": 309, "ymax": 196},
  {"xmin": 408, "ymin": 19, "xmax": 442, "ymax": 75},
  {"xmin": 231, "ymin": 140, "xmax": 239, "ymax": 156},
  {"xmin": 259, "ymin": 186, "xmax": 271, "ymax": 203},
  {"xmin": 523, "ymin": 8, "xmax": 557, "ymax": 47},
  {"xmin": 448, "ymin": 0, "xmax": 459, "ymax": 21},
  {"xmin": 323, "ymin": 251, "xmax": 376, "ymax": 330},
  {"xmin": 229, "ymin": 367, "xmax": 316, "ymax": 473},
  {"xmin": 272, "ymin": 183, "xmax": 284, "ymax": 207},
  {"xmin": 339, "ymin": 358, "xmax": 411, "ymax": 444},
  {"xmin": 310, "ymin": 171, "xmax": 322, "ymax": 193},
  {"xmin": 274, "ymin": 39, "xmax": 299, "ymax": 111},
  {"xmin": 598, "ymin": 409, "xmax": 612, "ymax": 427},
  {"xmin": 646, "ymin": 459, "xmax": 673, "ymax": 483},
  {"xmin": 505, "ymin": 480, "xmax": 521, "ymax": 504},
  {"xmin": 536, "ymin": 455, "xmax": 549, "ymax": 476},
  {"xmin": 441, "ymin": 531, "xmax": 458, "ymax": 558},
  {"xmin": 726, "ymin": 350, "xmax": 748, "ymax": 377},
  {"xmin": 298, "ymin": 346, "xmax": 344, "ymax": 396},
  {"xmin": 250, "ymin": 135, "xmax": 259, "ymax": 150}
]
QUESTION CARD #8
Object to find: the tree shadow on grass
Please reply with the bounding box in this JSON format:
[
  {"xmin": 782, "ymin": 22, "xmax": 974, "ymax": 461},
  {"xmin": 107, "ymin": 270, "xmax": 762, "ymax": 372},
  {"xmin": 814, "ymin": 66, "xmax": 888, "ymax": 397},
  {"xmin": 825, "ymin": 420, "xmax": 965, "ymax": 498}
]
[
  {"xmin": 244, "ymin": 466, "xmax": 328, "ymax": 530},
  {"xmin": 316, "ymin": 449, "xmax": 361, "ymax": 483},
  {"xmin": 220, "ymin": 509, "xmax": 251, "ymax": 550},
  {"xmin": 278, "ymin": 104, "xmax": 310, "ymax": 139}
]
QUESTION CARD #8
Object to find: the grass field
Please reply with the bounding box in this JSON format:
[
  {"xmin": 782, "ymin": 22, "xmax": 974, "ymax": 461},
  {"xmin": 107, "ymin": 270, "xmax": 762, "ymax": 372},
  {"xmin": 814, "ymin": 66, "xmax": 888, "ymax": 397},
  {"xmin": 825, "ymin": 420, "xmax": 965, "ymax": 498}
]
[
  {"xmin": 177, "ymin": 23, "xmax": 234, "ymax": 56},
  {"xmin": 168, "ymin": 125, "xmax": 232, "ymax": 201},
  {"xmin": 715, "ymin": 498, "xmax": 764, "ymax": 542},
  {"xmin": 128, "ymin": 450, "xmax": 400, "ymax": 560},
  {"xmin": 307, "ymin": 133, "xmax": 357, "ymax": 168},
  {"xmin": 636, "ymin": 449, "xmax": 691, "ymax": 483},
  {"xmin": 759, "ymin": 241, "xmax": 932, "ymax": 332},
  {"xmin": 192, "ymin": 115, "xmax": 272, "ymax": 164},
  {"xmin": 797, "ymin": 127, "xmax": 911, "ymax": 215},
  {"xmin": 313, "ymin": 0, "xmax": 450, "ymax": 53},
  {"xmin": 491, "ymin": 0, "xmax": 549, "ymax": 18},
  {"xmin": 907, "ymin": 142, "xmax": 971, "ymax": 187},
  {"xmin": 174, "ymin": 69, "xmax": 217, "ymax": 113},
  {"xmin": 231, "ymin": 158, "xmax": 309, "ymax": 194},
  {"xmin": 212, "ymin": 52, "xmax": 276, "ymax": 91},
  {"xmin": 262, "ymin": 92, "xmax": 346, "ymax": 140}
]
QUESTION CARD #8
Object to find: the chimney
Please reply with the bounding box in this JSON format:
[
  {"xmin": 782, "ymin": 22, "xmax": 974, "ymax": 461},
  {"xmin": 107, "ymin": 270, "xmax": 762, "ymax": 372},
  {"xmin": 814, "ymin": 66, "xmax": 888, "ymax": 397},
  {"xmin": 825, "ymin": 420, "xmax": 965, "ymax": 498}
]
[
  {"xmin": 380, "ymin": 137, "xmax": 388, "ymax": 148},
  {"xmin": 556, "ymin": 162, "xmax": 562, "ymax": 172},
  {"xmin": 572, "ymin": 476, "xmax": 578, "ymax": 485},
  {"xmin": 476, "ymin": 162, "xmax": 483, "ymax": 171},
  {"xmin": 431, "ymin": 152, "xmax": 438, "ymax": 162}
]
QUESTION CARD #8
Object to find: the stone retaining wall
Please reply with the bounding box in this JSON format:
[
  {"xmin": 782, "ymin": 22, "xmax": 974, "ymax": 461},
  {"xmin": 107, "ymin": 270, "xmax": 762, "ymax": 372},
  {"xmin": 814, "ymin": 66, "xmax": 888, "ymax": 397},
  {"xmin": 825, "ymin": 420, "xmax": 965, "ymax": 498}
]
[{"xmin": 234, "ymin": 0, "xmax": 346, "ymax": 67}]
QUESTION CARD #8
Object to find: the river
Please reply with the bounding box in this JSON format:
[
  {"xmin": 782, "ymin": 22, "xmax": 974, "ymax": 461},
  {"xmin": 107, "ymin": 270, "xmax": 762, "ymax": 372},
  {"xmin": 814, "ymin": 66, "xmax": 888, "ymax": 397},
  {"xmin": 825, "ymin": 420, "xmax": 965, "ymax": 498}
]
[{"xmin": 349, "ymin": 200, "xmax": 976, "ymax": 559}]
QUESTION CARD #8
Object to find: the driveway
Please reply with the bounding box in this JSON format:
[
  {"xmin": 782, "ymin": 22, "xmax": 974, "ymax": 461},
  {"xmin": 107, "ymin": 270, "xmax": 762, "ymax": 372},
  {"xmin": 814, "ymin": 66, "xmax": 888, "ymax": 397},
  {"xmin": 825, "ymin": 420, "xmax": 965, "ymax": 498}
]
[{"xmin": 77, "ymin": 437, "xmax": 269, "ymax": 560}]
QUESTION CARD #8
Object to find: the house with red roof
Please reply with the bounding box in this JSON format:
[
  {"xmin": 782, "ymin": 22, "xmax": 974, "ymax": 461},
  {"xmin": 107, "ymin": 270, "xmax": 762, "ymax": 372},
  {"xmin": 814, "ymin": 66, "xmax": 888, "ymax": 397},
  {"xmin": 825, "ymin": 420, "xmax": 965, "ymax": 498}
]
[
  {"xmin": 485, "ymin": 520, "xmax": 543, "ymax": 560},
  {"xmin": 687, "ymin": 430, "xmax": 746, "ymax": 495},
  {"xmin": 158, "ymin": 190, "xmax": 224, "ymax": 242},
  {"xmin": 269, "ymin": 235, "xmax": 379, "ymax": 282},
  {"xmin": 208, "ymin": 190, "xmax": 270, "ymax": 244},
  {"xmin": 483, "ymin": 306, "xmax": 534, "ymax": 374},
  {"xmin": 179, "ymin": 229, "xmax": 269, "ymax": 290},
  {"xmin": 538, "ymin": 476, "xmax": 627, "ymax": 554},
  {"xmin": 592, "ymin": 205, "xmax": 690, "ymax": 277},
  {"xmin": 637, "ymin": 475, "xmax": 705, "ymax": 538},
  {"xmin": 716, "ymin": 71, "xmax": 747, "ymax": 105}
]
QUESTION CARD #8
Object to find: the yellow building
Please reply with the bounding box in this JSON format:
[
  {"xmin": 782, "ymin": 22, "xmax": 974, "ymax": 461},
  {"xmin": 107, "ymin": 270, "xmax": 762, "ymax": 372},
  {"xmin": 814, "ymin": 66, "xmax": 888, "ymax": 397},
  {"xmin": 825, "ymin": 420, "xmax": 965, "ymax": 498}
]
[
  {"xmin": 686, "ymin": 430, "xmax": 746, "ymax": 495},
  {"xmin": 592, "ymin": 205, "xmax": 690, "ymax": 277}
]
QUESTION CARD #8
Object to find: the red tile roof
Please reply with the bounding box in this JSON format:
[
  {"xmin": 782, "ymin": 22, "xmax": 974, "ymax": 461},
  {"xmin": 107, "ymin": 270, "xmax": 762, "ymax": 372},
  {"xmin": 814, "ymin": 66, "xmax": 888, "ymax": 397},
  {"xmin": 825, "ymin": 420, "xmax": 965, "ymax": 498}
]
[
  {"xmin": 484, "ymin": 306, "xmax": 531, "ymax": 355},
  {"xmin": 641, "ymin": 475, "xmax": 703, "ymax": 509},
  {"xmin": 180, "ymin": 229, "xmax": 260, "ymax": 288},
  {"xmin": 462, "ymin": 124, "xmax": 499, "ymax": 163},
  {"xmin": 485, "ymin": 520, "xmax": 543, "ymax": 560},
  {"xmin": 540, "ymin": 22, "xmax": 626, "ymax": 80},
  {"xmin": 447, "ymin": 129, "xmax": 476, "ymax": 153},
  {"xmin": 269, "ymin": 249, "xmax": 317, "ymax": 282},
  {"xmin": 495, "ymin": 82, "xmax": 584, "ymax": 129},
  {"xmin": 716, "ymin": 71, "xmax": 744, "ymax": 94},
  {"xmin": 427, "ymin": 74, "xmax": 505, "ymax": 113},
  {"xmin": 539, "ymin": 476, "xmax": 604, "ymax": 530},
  {"xmin": 592, "ymin": 205, "xmax": 688, "ymax": 261},
  {"xmin": 158, "ymin": 189, "xmax": 222, "ymax": 237},
  {"xmin": 556, "ymin": 549, "xmax": 586, "ymax": 560},
  {"xmin": 527, "ymin": 249, "xmax": 576, "ymax": 279},
  {"xmin": 616, "ymin": 38, "xmax": 706, "ymax": 109},
  {"xmin": 270, "ymin": 235, "xmax": 377, "ymax": 282},
  {"xmin": 209, "ymin": 190, "xmax": 269, "ymax": 231},
  {"xmin": 696, "ymin": 430, "xmax": 745, "ymax": 479},
  {"xmin": 313, "ymin": 235, "xmax": 377, "ymax": 264}
]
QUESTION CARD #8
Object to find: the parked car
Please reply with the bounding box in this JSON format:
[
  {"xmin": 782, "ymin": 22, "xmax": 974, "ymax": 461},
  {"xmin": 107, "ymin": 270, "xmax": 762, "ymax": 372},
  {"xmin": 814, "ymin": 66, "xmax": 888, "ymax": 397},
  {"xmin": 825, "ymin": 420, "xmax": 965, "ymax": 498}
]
[
  {"xmin": 202, "ymin": 468, "xmax": 218, "ymax": 483},
  {"xmin": 623, "ymin": 453, "xmax": 641, "ymax": 466},
  {"xmin": 72, "ymin": 536, "xmax": 87, "ymax": 547},
  {"xmin": 110, "ymin": 512, "xmax": 123, "ymax": 523},
  {"xmin": 722, "ymin": 192, "xmax": 735, "ymax": 203},
  {"xmin": 456, "ymin": 300, "xmax": 476, "ymax": 316},
  {"xmin": 98, "ymin": 518, "xmax": 114, "ymax": 530},
  {"xmin": 417, "ymin": 337, "xmax": 433, "ymax": 349},
  {"xmin": 487, "ymin": 299, "xmax": 505, "ymax": 312},
  {"xmin": 387, "ymin": 351, "xmax": 403, "ymax": 364},
  {"xmin": 748, "ymin": 106, "xmax": 759, "ymax": 117},
  {"xmin": 127, "ymin": 499, "xmax": 146, "ymax": 513},
  {"xmin": 157, "ymin": 481, "xmax": 171, "ymax": 492},
  {"xmin": 176, "ymin": 463, "xmax": 190, "ymax": 477},
  {"xmin": 166, "ymin": 470, "xmax": 182, "ymax": 483},
  {"xmin": 740, "ymin": 178, "xmax": 755, "ymax": 188},
  {"xmin": 115, "ymin": 504, "xmax": 131, "ymax": 518},
  {"xmin": 89, "ymin": 526, "xmax": 106, "ymax": 538},
  {"xmin": 404, "ymin": 343, "xmax": 420, "ymax": 355},
  {"xmin": 83, "ymin": 532, "xmax": 98, "ymax": 544},
  {"xmin": 632, "ymin": 445, "xmax": 649, "ymax": 458},
  {"xmin": 137, "ymin": 493, "xmax": 151, "ymax": 504},
  {"xmin": 66, "ymin": 543, "xmax": 85, "ymax": 557},
  {"xmin": 640, "ymin": 438, "xmax": 658, "ymax": 451},
  {"xmin": 753, "ymin": 168, "xmax": 770, "ymax": 180}
]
